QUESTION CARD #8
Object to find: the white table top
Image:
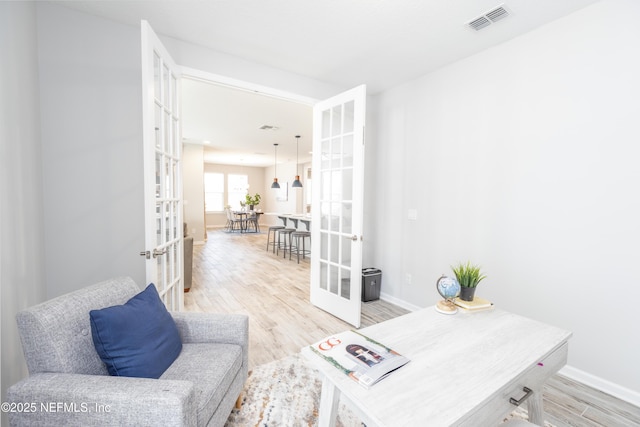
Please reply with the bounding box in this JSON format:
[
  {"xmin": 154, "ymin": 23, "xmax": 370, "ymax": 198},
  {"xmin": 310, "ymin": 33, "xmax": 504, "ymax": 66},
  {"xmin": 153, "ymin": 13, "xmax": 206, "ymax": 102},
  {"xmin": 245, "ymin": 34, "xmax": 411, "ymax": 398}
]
[{"xmin": 302, "ymin": 307, "xmax": 572, "ymax": 426}]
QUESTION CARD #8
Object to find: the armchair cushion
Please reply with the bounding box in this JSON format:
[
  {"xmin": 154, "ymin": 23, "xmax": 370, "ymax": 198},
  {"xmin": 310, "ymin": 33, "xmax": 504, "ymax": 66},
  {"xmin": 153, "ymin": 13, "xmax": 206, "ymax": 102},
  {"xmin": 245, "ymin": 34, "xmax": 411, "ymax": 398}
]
[
  {"xmin": 90, "ymin": 284, "xmax": 182, "ymax": 379},
  {"xmin": 162, "ymin": 343, "xmax": 242, "ymax": 426}
]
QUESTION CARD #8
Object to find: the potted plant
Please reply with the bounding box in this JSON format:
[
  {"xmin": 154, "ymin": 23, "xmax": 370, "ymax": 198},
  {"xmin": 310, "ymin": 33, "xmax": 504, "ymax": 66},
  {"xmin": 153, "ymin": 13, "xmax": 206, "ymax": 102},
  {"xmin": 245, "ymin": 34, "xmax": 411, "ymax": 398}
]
[
  {"xmin": 245, "ymin": 193, "xmax": 261, "ymax": 210},
  {"xmin": 451, "ymin": 261, "xmax": 486, "ymax": 301}
]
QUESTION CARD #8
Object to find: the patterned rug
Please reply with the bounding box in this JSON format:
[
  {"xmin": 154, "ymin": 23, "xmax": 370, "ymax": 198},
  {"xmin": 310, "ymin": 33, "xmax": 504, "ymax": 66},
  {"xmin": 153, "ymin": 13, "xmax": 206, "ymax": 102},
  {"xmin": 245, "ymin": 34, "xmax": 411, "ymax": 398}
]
[{"xmin": 225, "ymin": 353, "xmax": 556, "ymax": 427}]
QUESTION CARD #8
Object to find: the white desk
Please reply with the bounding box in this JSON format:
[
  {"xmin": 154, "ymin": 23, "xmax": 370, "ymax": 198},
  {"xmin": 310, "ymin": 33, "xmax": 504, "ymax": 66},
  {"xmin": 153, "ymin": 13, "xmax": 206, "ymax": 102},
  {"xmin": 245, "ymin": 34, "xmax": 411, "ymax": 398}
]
[{"xmin": 302, "ymin": 307, "xmax": 571, "ymax": 427}]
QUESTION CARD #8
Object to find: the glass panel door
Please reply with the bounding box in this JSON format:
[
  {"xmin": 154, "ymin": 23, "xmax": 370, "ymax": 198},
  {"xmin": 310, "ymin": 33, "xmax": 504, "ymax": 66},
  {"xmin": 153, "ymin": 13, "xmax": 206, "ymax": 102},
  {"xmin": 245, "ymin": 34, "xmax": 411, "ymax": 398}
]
[
  {"xmin": 311, "ymin": 85, "xmax": 366, "ymax": 327},
  {"xmin": 141, "ymin": 21, "xmax": 183, "ymax": 311}
]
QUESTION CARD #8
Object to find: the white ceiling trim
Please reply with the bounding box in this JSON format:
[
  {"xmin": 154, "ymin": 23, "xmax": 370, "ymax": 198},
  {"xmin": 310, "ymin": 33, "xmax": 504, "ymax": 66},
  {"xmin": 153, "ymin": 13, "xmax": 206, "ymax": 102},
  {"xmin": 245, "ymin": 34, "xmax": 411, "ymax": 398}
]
[{"xmin": 181, "ymin": 66, "xmax": 318, "ymax": 106}]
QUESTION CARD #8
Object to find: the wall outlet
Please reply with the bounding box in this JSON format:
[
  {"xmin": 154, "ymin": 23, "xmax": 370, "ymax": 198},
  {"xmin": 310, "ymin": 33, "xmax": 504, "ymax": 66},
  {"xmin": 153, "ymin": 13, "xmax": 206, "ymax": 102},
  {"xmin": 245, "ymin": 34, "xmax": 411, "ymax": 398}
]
[{"xmin": 405, "ymin": 273, "xmax": 412, "ymax": 285}]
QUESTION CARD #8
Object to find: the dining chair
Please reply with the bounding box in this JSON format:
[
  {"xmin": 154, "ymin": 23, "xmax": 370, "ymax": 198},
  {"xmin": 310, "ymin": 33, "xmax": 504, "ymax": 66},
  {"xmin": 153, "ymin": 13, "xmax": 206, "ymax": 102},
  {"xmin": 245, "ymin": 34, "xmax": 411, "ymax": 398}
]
[
  {"xmin": 225, "ymin": 208, "xmax": 244, "ymax": 232},
  {"xmin": 245, "ymin": 211, "xmax": 260, "ymax": 233}
]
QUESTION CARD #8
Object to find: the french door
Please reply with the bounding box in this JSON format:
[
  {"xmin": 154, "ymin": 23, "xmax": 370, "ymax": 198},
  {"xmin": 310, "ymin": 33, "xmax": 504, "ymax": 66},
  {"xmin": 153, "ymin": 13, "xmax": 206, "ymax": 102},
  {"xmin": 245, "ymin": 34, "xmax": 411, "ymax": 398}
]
[
  {"xmin": 140, "ymin": 21, "xmax": 183, "ymax": 310},
  {"xmin": 310, "ymin": 85, "xmax": 367, "ymax": 328}
]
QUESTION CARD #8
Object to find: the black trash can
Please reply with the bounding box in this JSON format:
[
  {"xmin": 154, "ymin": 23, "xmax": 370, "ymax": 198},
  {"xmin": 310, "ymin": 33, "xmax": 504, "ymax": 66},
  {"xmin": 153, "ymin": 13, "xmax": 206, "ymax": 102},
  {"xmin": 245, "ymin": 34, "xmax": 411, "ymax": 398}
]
[{"xmin": 361, "ymin": 268, "xmax": 382, "ymax": 302}]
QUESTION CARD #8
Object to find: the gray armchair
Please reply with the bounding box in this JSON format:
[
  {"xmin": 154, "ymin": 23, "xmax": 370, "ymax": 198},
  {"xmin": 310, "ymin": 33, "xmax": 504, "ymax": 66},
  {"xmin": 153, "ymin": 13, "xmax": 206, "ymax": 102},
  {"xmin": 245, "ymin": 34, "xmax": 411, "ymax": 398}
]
[{"xmin": 6, "ymin": 277, "xmax": 248, "ymax": 426}]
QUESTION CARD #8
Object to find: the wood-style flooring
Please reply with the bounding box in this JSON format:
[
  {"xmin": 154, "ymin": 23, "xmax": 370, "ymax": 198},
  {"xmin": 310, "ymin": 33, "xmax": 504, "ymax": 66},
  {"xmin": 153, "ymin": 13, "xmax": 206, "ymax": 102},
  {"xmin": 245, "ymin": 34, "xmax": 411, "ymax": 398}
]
[{"xmin": 185, "ymin": 229, "xmax": 640, "ymax": 427}]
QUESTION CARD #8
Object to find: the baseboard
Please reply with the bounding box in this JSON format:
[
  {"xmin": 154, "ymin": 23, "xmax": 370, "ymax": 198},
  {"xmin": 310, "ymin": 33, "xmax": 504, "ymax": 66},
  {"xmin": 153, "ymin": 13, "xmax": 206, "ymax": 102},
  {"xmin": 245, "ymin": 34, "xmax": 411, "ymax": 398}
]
[
  {"xmin": 379, "ymin": 292, "xmax": 422, "ymax": 312},
  {"xmin": 559, "ymin": 365, "xmax": 640, "ymax": 407}
]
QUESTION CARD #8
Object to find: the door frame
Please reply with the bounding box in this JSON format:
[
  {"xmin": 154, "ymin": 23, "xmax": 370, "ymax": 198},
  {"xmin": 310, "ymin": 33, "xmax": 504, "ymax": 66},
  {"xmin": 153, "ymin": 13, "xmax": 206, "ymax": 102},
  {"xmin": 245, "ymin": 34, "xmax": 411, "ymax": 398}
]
[{"xmin": 181, "ymin": 66, "xmax": 318, "ymax": 107}]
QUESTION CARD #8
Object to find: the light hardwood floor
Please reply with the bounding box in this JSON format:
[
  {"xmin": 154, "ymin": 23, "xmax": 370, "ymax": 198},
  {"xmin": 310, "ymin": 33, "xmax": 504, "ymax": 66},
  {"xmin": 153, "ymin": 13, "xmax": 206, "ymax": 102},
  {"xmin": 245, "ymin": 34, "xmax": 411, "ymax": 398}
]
[{"xmin": 185, "ymin": 229, "xmax": 640, "ymax": 427}]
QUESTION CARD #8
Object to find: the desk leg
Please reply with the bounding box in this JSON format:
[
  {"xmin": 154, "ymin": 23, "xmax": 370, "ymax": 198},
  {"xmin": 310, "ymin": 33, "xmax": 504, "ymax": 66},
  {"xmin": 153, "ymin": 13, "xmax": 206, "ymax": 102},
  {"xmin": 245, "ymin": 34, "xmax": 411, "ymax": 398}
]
[
  {"xmin": 318, "ymin": 377, "xmax": 340, "ymax": 427},
  {"xmin": 526, "ymin": 387, "xmax": 544, "ymax": 426}
]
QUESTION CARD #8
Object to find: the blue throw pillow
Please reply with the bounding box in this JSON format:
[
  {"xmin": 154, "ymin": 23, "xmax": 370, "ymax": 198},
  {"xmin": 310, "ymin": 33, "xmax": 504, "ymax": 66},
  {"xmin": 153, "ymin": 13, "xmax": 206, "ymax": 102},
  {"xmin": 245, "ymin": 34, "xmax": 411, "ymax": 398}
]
[{"xmin": 90, "ymin": 284, "xmax": 182, "ymax": 379}]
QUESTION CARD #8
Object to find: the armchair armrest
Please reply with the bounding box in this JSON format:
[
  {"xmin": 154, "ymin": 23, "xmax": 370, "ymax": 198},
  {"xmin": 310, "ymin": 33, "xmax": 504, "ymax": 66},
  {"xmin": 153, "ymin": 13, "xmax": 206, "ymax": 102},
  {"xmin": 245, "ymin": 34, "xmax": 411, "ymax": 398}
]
[
  {"xmin": 7, "ymin": 373, "xmax": 197, "ymax": 426},
  {"xmin": 171, "ymin": 312, "xmax": 248, "ymax": 345},
  {"xmin": 171, "ymin": 312, "xmax": 249, "ymax": 371}
]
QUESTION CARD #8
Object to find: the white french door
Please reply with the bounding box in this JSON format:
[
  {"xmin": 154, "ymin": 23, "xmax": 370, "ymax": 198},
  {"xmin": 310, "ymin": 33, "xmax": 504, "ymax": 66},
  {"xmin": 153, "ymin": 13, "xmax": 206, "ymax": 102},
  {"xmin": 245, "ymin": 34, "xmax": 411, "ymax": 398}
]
[
  {"xmin": 140, "ymin": 21, "xmax": 183, "ymax": 311},
  {"xmin": 310, "ymin": 85, "xmax": 367, "ymax": 328}
]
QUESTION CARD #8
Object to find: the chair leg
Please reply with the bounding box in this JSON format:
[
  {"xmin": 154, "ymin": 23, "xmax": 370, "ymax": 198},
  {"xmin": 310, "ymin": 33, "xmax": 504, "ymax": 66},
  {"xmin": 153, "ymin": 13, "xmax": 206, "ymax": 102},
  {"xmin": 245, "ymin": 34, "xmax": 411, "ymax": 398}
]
[
  {"xmin": 290, "ymin": 234, "xmax": 294, "ymax": 261},
  {"xmin": 283, "ymin": 232, "xmax": 288, "ymax": 258},
  {"xmin": 276, "ymin": 231, "xmax": 281, "ymax": 255}
]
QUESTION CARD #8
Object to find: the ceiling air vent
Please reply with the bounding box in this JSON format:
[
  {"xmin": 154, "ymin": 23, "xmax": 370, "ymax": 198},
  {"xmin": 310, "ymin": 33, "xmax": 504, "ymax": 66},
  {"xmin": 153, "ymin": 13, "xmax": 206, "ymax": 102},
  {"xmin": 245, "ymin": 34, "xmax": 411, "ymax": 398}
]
[
  {"xmin": 259, "ymin": 125, "xmax": 279, "ymax": 131},
  {"xmin": 467, "ymin": 4, "xmax": 510, "ymax": 31}
]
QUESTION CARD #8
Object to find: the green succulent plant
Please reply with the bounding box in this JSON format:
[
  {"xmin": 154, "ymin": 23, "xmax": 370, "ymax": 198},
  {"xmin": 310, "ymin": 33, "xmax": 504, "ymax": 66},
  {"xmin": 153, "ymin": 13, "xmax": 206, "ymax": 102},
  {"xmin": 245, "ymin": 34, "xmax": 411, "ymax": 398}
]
[{"xmin": 451, "ymin": 261, "xmax": 487, "ymax": 288}]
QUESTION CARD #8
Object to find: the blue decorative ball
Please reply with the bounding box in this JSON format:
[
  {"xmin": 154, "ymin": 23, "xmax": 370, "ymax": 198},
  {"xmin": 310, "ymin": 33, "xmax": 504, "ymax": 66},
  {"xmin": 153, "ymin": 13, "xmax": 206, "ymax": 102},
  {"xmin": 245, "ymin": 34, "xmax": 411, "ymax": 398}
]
[{"xmin": 437, "ymin": 275, "xmax": 460, "ymax": 299}]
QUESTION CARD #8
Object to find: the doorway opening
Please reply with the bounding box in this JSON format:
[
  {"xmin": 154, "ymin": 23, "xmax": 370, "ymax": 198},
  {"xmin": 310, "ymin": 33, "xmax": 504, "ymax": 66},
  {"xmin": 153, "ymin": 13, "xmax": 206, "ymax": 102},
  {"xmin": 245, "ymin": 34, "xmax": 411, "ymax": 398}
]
[{"xmin": 181, "ymin": 74, "xmax": 314, "ymax": 242}]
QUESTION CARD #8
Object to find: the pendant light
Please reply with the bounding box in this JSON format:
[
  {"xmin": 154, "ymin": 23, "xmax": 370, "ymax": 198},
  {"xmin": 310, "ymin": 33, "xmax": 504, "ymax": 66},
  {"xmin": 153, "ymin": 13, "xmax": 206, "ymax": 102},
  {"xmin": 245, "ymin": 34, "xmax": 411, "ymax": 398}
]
[
  {"xmin": 271, "ymin": 143, "xmax": 281, "ymax": 189},
  {"xmin": 292, "ymin": 135, "xmax": 303, "ymax": 188}
]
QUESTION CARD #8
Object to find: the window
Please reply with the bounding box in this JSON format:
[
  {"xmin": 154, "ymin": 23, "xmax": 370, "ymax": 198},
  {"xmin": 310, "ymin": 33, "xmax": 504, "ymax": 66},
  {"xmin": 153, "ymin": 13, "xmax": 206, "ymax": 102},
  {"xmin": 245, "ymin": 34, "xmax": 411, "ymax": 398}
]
[
  {"xmin": 228, "ymin": 174, "xmax": 248, "ymax": 210},
  {"xmin": 204, "ymin": 172, "xmax": 224, "ymax": 212}
]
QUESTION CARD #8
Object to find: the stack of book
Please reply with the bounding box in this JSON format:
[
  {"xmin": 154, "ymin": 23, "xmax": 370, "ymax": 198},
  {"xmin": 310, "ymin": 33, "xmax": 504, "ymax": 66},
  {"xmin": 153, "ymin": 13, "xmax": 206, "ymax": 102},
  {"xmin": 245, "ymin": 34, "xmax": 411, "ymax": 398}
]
[{"xmin": 453, "ymin": 296, "xmax": 494, "ymax": 312}]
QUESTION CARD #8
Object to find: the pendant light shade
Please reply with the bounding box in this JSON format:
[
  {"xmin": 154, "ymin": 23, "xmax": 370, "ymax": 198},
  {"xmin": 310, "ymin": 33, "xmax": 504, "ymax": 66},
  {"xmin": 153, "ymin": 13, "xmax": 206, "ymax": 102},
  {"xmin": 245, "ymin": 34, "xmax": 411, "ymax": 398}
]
[
  {"xmin": 291, "ymin": 135, "xmax": 303, "ymax": 188},
  {"xmin": 271, "ymin": 143, "xmax": 280, "ymax": 189}
]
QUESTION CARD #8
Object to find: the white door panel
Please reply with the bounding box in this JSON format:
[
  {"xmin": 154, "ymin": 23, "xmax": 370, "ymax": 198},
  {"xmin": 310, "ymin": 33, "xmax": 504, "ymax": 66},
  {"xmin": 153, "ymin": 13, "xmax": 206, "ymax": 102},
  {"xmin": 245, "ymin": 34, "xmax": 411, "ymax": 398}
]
[
  {"xmin": 310, "ymin": 85, "xmax": 366, "ymax": 327},
  {"xmin": 141, "ymin": 21, "xmax": 183, "ymax": 310}
]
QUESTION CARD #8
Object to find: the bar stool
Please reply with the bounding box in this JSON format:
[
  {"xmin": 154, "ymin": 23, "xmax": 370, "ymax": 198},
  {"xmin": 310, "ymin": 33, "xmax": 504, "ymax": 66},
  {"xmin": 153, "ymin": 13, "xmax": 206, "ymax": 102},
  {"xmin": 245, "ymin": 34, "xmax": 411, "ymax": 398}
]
[
  {"xmin": 290, "ymin": 231, "xmax": 311, "ymax": 263},
  {"xmin": 266, "ymin": 225, "xmax": 284, "ymax": 252},
  {"xmin": 277, "ymin": 228, "xmax": 296, "ymax": 258}
]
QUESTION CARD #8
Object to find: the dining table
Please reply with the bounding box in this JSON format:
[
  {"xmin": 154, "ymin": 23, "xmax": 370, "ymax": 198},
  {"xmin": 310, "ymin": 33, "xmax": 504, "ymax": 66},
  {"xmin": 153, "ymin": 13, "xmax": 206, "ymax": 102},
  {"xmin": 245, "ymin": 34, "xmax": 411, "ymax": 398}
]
[{"xmin": 233, "ymin": 211, "xmax": 262, "ymax": 232}]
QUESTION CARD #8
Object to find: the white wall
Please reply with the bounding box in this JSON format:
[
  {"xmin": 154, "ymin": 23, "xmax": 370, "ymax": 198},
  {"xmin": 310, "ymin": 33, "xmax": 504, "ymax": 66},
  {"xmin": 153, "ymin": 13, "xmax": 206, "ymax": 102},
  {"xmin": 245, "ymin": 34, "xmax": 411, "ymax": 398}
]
[
  {"xmin": 160, "ymin": 37, "xmax": 344, "ymax": 102},
  {"xmin": 183, "ymin": 144, "xmax": 206, "ymax": 242},
  {"xmin": 37, "ymin": 3, "xmax": 146, "ymax": 297},
  {"xmin": 370, "ymin": 0, "xmax": 640, "ymax": 397},
  {"xmin": 0, "ymin": 2, "xmax": 47, "ymax": 422}
]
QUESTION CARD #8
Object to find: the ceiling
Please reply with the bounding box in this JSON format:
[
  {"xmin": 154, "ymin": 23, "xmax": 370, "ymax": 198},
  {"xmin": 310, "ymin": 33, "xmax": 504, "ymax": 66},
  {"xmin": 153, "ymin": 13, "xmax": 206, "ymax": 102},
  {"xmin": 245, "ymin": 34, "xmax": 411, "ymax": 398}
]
[
  {"xmin": 182, "ymin": 78, "xmax": 313, "ymax": 167},
  {"xmin": 50, "ymin": 0, "xmax": 600, "ymax": 166}
]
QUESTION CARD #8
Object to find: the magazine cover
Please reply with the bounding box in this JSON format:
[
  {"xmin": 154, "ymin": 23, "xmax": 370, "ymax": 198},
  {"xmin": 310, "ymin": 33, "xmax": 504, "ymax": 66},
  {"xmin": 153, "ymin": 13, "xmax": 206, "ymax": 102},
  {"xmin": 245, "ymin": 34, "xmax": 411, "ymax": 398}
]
[{"xmin": 309, "ymin": 330, "xmax": 410, "ymax": 388}]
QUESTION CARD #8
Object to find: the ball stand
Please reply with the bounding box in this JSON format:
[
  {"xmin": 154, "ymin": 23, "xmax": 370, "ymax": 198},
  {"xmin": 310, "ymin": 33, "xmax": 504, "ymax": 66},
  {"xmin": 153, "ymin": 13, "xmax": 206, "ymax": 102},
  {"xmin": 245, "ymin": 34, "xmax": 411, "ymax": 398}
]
[{"xmin": 435, "ymin": 299, "xmax": 458, "ymax": 315}]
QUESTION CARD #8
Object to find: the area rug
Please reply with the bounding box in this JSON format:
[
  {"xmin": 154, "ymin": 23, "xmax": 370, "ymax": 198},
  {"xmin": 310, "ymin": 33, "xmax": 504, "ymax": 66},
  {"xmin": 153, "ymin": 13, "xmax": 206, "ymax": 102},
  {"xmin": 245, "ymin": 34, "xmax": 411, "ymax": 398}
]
[{"xmin": 225, "ymin": 353, "xmax": 555, "ymax": 427}]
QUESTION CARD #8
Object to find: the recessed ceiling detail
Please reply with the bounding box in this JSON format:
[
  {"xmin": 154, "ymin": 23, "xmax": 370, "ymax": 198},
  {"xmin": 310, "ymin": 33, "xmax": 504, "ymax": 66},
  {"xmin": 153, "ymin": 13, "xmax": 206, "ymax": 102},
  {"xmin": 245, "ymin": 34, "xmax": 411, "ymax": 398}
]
[{"xmin": 467, "ymin": 4, "xmax": 511, "ymax": 31}]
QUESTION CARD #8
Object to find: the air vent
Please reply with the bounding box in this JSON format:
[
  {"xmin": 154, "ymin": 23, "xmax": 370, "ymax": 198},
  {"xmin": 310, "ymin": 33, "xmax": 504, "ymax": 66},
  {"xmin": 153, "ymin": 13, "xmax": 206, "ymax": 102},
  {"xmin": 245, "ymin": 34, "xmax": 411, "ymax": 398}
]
[
  {"xmin": 259, "ymin": 125, "xmax": 279, "ymax": 131},
  {"xmin": 469, "ymin": 16, "xmax": 491, "ymax": 31},
  {"xmin": 467, "ymin": 4, "xmax": 511, "ymax": 31}
]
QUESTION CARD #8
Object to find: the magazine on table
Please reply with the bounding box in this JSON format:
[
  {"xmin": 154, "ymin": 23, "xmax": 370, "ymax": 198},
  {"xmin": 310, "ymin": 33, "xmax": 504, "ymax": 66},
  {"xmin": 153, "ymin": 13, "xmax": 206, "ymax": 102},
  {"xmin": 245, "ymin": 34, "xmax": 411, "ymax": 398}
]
[{"xmin": 308, "ymin": 330, "xmax": 410, "ymax": 389}]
